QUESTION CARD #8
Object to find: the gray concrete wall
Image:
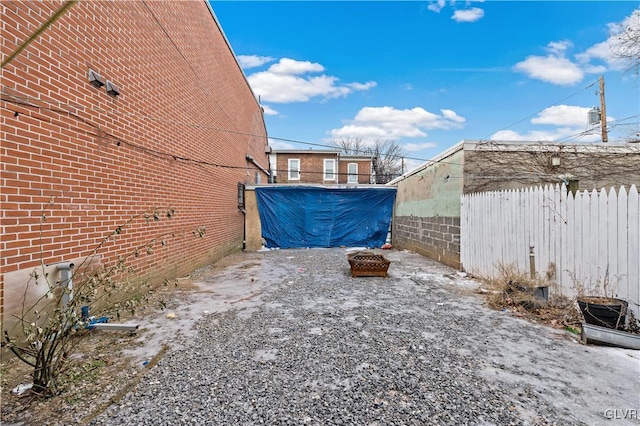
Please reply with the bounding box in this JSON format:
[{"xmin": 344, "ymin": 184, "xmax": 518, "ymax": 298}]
[{"xmin": 392, "ymin": 147, "xmax": 464, "ymax": 269}]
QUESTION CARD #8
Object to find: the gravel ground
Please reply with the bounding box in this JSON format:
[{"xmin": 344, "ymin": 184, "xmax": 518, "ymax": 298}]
[{"xmin": 90, "ymin": 248, "xmax": 640, "ymax": 426}]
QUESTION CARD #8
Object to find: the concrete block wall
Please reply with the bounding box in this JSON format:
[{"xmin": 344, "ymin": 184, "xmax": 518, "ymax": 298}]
[
  {"xmin": 0, "ymin": 1, "xmax": 268, "ymax": 320},
  {"xmin": 392, "ymin": 147, "xmax": 464, "ymax": 269},
  {"xmin": 393, "ymin": 216, "xmax": 461, "ymax": 269}
]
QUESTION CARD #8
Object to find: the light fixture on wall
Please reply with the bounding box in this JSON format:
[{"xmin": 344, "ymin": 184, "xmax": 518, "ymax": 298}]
[
  {"xmin": 88, "ymin": 69, "xmax": 105, "ymax": 88},
  {"xmin": 551, "ymin": 156, "xmax": 561, "ymax": 166},
  {"xmin": 106, "ymin": 80, "xmax": 120, "ymax": 97}
]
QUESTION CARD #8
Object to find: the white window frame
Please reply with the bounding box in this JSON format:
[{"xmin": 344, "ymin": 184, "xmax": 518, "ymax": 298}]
[
  {"xmin": 347, "ymin": 163, "xmax": 358, "ymax": 183},
  {"xmin": 324, "ymin": 159, "xmax": 336, "ymax": 181},
  {"xmin": 288, "ymin": 158, "xmax": 300, "ymax": 180}
]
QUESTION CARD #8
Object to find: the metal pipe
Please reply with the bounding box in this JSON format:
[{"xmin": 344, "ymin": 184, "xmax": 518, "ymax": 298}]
[
  {"xmin": 56, "ymin": 262, "xmax": 75, "ymax": 307},
  {"xmin": 529, "ymin": 246, "xmax": 536, "ymax": 279},
  {"xmin": 90, "ymin": 323, "xmax": 139, "ymax": 332}
]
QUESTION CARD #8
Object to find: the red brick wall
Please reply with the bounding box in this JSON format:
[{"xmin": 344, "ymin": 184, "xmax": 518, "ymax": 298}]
[
  {"xmin": 0, "ymin": 1, "xmax": 268, "ymax": 317},
  {"xmin": 275, "ymin": 152, "xmax": 339, "ymax": 184},
  {"xmin": 338, "ymin": 160, "xmax": 372, "ymax": 184}
]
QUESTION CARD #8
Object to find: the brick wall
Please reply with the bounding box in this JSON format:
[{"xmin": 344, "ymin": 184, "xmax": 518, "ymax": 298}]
[
  {"xmin": 463, "ymin": 144, "xmax": 640, "ymax": 194},
  {"xmin": 338, "ymin": 159, "xmax": 372, "ymax": 184},
  {"xmin": 393, "ymin": 216, "xmax": 461, "ymax": 269},
  {"xmin": 0, "ymin": 1, "xmax": 268, "ymax": 319},
  {"xmin": 275, "ymin": 152, "xmax": 339, "ymax": 184}
]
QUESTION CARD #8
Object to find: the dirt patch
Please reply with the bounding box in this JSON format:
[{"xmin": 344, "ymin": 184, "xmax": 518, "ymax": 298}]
[
  {"xmin": 1, "ymin": 277, "xmax": 196, "ymax": 425},
  {"xmin": 1, "ymin": 250, "xmax": 264, "ymax": 425},
  {"xmin": 2, "ymin": 328, "xmax": 144, "ymax": 425},
  {"xmin": 472, "ymin": 264, "xmax": 639, "ymax": 336}
]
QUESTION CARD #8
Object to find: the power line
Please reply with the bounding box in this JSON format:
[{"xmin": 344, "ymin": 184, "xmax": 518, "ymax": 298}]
[
  {"xmin": 140, "ymin": 0, "xmax": 254, "ymax": 151},
  {"xmin": 4, "ymin": 97, "xmax": 638, "ymax": 186},
  {"xmin": 2, "ymin": 92, "xmax": 459, "ymax": 166},
  {"xmin": 552, "ymin": 113, "xmax": 640, "ymax": 142},
  {"xmin": 3, "ymin": 89, "xmax": 442, "ymax": 164},
  {"xmin": 4, "ymin": 84, "xmax": 638, "ymax": 180},
  {"xmin": 0, "ymin": 3, "xmax": 631, "ymax": 162},
  {"xmin": 607, "ymin": 114, "xmax": 640, "ymax": 125},
  {"xmin": 479, "ymin": 80, "xmax": 599, "ymax": 141},
  {"xmin": 0, "ymin": 98, "xmax": 379, "ymax": 179}
]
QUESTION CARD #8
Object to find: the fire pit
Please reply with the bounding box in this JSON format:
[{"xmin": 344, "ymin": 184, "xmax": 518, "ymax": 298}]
[{"xmin": 347, "ymin": 252, "xmax": 391, "ymax": 277}]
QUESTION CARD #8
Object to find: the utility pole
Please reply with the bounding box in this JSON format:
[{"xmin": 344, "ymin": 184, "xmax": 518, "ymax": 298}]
[{"xmin": 599, "ymin": 76, "xmax": 608, "ymax": 143}]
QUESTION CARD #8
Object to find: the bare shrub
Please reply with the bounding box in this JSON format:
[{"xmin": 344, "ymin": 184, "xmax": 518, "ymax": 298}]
[
  {"xmin": 2, "ymin": 204, "xmax": 203, "ymax": 397},
  {"xmin": 480, "ymin": 263, "xmax": 582, "ymax": 330}
]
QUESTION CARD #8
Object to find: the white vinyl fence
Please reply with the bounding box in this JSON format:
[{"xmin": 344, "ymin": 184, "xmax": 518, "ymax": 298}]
[{"xmin": 461, "ymin": 184, "xmax": 639, "ymax": 319}]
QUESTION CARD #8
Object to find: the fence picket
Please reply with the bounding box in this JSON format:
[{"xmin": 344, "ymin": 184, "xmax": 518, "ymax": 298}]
[
  {"xmin": 588, "ymin": 189, "xmax": 599, "ymax": 291},
  {"xmin": 565, "ymin": 192, "xmax": 576, "ymax": 294},
  {"xmin": 597, "ymin": 188, "xmax": 609, "ymax": 295},
  {"xmin": 607, "ymin": 187, "xmax": 619, "ymax": 296},
  {"xmin": 460, "ymin": 184, "xmax": 640, "ymax": 319},
  {"xmin": 617, "ymin": 187, "xmax": 629, "ymax": 303},
  {"xmin": 628, "ymin": 186, "xmax": 640, "ymax": 317}
]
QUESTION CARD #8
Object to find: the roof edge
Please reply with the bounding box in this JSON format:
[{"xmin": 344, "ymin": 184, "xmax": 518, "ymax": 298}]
[{"xmin": 387, "ymin": 140, "xmax": 466, "ymax": 185}]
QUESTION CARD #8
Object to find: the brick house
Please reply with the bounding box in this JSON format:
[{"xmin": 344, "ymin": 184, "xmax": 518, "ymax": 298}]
[
  {"xmin": 1, "ymin": 1, "xmax": 269, "ymax": 321},
  {"xmin": 270, "ymin": 150, "xmax": 374, "ymax": 184},
  {"xmin": 389, "ymin": 140, "xmax": 640, "ymax": 269}
]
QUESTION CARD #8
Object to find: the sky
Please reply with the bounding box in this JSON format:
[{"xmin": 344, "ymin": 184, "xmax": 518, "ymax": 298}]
[{"xmin": 211, "ymin": 1, "xmax": 640, "ymax": 171}]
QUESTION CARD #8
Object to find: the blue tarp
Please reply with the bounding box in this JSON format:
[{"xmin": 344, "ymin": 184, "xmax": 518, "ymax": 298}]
[{"xmin": 255, "ymin": 186, "xmax": 396, "ymax": 249}]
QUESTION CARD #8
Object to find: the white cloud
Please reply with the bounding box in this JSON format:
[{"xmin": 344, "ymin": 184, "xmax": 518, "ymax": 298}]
[
  {"xmin": 428, "ymin": 0, "xmax": 446, "ymax": 13},
  {"xmin": 576, "ymin": 8, "xmax": 640, "ymax": 72},
  {"xmin": 347, "ymin": 82, "xmax": 378, "ymax": 91},
  {"xmin": 237, "ymin": 55, "xmax": 274, "ymax": 69},
  {"xmin": 441, "ymin": 109, "xmax": 466, "ymax": 123},
  {"xmin": 581, "ymin": 64, "xmax": 608, "ymax": 75},
  {"xmin": 530, "ymin": 105, "xmax": 591, "ymax": 127},
  {"xmin": 269, "ymin": 58, "xmax": 325, "ymax": 75},
  {"xmin": 261, "ymin": 105, "xmax": 279, "ymax": 116},
  {"xmin": 546, "ymin": 40, "xmax": 572, "ymax": 56},
  {"xmin": 245, "ymin": 58, "xmax": 376, "ymax": 103},
  {"xmin": 516, "ymin": 8, "xmax": 640, "ymax": 85},
  {"xmin": 428, "ymin": 0, "xmax": 485, "ymax": 22},
  {"xmin": 404, "ymin": 142, "xmax": 438, "ymax": 152},
  {"xmin": 331, "ymin": 125, "xmax": 391, "ymax": 139},
  {"xmin": 490, "ymin": 103, "xmax": 614, "ymax": 143},
  {"xmin": 490, "ymin": 128, "xmax": 601, "ymax": 143},
  {"xmin": 513, "ymin": 54, "xmax": 584, "ymax": 85},
  {"xmin": 329, "ymin": 106, "xmax": 466, "ymax": 139},
  {"xmin": 576, "ymin": 42, "xmax": 613, "ymax": 69},
  {"xmin": 452, "ymin": 7, "xmax": 484, "ymax": 23},
  {"xmin": 269, "ymin": 139, "xmax": 295, "ymax": 150}
]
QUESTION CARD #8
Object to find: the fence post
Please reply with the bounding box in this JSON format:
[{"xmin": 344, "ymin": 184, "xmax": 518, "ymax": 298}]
[{"xmin": 529, "ymin": 246, "xmax": 536, "ymax": 279}]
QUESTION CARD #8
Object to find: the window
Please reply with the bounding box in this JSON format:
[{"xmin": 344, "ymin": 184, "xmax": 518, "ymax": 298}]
[
  {"xmin": 255, "ymin": 171, "xmax": 261, "ymax": 185},
  {"xmin": 324, "ymin": 159, "xmax": 336, "ymax": 181},
  {"xmin": 288, "ymin": 159, "xmax": 300, "ymax": 180},
  {"xmin": 347, "ymin": 163, "xmax": 358, "ymax": 183}
]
